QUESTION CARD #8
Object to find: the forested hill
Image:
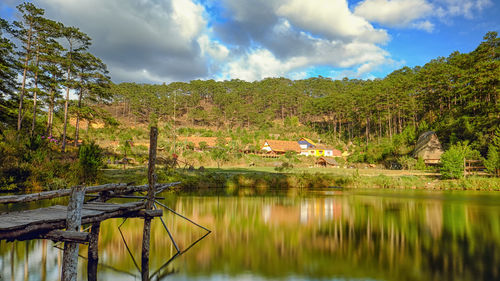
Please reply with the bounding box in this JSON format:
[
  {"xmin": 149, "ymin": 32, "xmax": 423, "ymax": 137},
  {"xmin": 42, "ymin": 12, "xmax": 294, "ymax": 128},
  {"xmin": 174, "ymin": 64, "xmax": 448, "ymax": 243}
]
[
  {"xmin": 0, "ymin": 3, "xmax": 497, "ymax": 155},
  {"xmin": 110, "ymin": 32, "xmax": 499, "ymax": 153}
]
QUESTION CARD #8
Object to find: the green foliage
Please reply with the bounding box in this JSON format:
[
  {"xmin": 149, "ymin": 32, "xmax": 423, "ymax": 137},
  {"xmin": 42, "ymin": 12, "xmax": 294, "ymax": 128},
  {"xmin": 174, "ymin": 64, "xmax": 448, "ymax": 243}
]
[
  {"xmin": 77, "ymin": 141, "xmax": 103, "ymax": 184},
  {"xmin": 210, "ymin": 144, "xmax": 228, "ymax": 168},
  {"xmin": 0, "ymin": 7, "xmax": 499, "ymax": 188},
  {"xmin": 484, "ymin": 145, "xmax": 500, "ymax": 176},
  {"xmin": 398, "ymin": 156, "xmax": 417, "ymax": 170},
  {"xmin": 274, "ymin": 162, "xmax": 293, "ymax": 172},
  {"xmin": 198, "ymin": 141, "xmax": 208, "ymax": 150},
  {"xmin": 0, "ymin": 130, "xmax": 76, "ymax": 191},
  {"xmin": 440, "ymin": 145, "xmax": 465, "ymax": 179}
]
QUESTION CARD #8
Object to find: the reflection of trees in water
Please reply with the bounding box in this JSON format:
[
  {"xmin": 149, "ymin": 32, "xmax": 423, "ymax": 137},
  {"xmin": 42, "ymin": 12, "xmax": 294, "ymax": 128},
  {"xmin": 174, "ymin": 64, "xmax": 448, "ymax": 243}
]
[
  {"xmin": 160, "ymin": 195, "xmax": 500, "ymax": 281},
  {"xmin": 1, "ymin": 193, "xmax": 500, "ymax": 280}
]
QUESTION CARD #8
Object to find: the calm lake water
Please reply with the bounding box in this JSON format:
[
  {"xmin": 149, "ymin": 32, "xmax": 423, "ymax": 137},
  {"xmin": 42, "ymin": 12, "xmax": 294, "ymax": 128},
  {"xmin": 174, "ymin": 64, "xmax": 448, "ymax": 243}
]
[{"xmin": 1, "ymin": 188, "xmax": 500, "ymax": 281}]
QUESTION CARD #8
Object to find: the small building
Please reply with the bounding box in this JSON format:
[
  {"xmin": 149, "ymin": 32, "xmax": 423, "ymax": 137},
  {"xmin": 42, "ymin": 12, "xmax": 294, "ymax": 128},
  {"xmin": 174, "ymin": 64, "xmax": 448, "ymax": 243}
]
[
  {"xmin": 262, "ymin": 140, "xmax": 301, "ymax": 154},
  {"xmin": 413, "ymin": 131, "xmax": 444, "ymax": 164},
  {"xmin": 299, "ymin": 142, "xmax": 342, "ymax": 157},
  {"xmin": 298, "ymin": 138, "xmax": 316, "ymax": 150},
  {"xmin": 314, "ymin": 145, "xmax": 342, "ymax": 157},
  {"xmin": 316, "ymin": 157, "xmax": 339, "ymax": 167}
]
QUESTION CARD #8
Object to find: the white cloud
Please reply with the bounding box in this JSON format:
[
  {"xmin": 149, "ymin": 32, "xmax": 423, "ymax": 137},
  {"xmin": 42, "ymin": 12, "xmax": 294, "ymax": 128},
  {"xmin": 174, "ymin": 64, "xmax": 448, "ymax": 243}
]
[
  {"xmin": 214, "ymin": 0, "xmax": 393, "ymax": 81},
  {"xmin": 354, "ymin": 0, "xmax": 433, "ymax": 27},
  {"xmin": 33, "ymin": 0, "xmax": 211, "ymax": 82},
  {"xmin": 198, "ymin": 35, "xmax": 229, "ymax": 61},
  {"xmin": 6, "ymin": 0, "xmax": 407, "ymax": 82},
  {"xmin": 220, "ymin": 38, "xmax": 392, "ymax": 81},
  {"xmin": 171, "ymin": 0, "xmax": 206, "ymax": 41},
  {"xmin": 221, "ymin": 49, "xmax": 296, "ymax": 81},
  {"xmin": 434, "ymin": 0, "xmax": 493, "ymax": 19},
  {"xmin": 354, "ymin": 0, "xmax": 492, "ymax": 31},
  {"xmin": 277, "ymin": 0, "xmax": 388, "ymax": 43},
  {"xmin": 411, "ymin": 20, "xmax": 435, "ymax": 32}
]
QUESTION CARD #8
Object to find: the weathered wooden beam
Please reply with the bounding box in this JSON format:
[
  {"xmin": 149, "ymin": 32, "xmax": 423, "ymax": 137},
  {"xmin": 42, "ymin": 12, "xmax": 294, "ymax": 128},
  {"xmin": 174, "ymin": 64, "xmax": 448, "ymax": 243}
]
[
  {"xmin": 62, "ymin": 185, "xmax": 85, "ymax": 281},
  {"xmin": 0, "ymin": 183, "xmax": 127, "ymax": 204},
  {"xmin": 0, "ymin": 182, "xmax": 180, "ymax": 204},
  {"xmin": 142, "ymin": 126, "xmax": 158, "ymax": 281},
  {"xmin": 0, "ymin": 202, "xmax": 145, "ymax": 241},
  {"xmin": 42, "ymin": 230, "xmax": 89, "ymax": 243},
  {"xmin": 127, "ymin": 209, "xmax": 163, "ymax": 218},
  {"xmin": 87, "ymin": 223, "xmax": 100, "ymax": 281}
]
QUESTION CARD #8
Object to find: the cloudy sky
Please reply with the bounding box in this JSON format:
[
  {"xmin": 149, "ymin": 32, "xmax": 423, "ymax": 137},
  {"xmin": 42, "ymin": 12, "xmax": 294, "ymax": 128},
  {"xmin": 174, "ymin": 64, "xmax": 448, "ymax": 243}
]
[{"xmin": 1, "ymin": 0, "xmax": 498, "ymax": 83}]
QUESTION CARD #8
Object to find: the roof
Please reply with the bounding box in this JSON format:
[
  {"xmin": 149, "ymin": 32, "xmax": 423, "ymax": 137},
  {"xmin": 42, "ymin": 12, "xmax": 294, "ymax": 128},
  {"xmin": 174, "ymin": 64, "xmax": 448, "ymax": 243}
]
[
  {"xmin": 316, "ymin": 157, "xmax": 339, "ymax": 166},
  {"xmin": 263, "ymin": 140, "xmax": 301, "ymax": 153},
  {"xmin": 299, "ymin": 137, "xmax": 316, "ymax": 146},
  {"xmin": 413, "ymin": 131, "xmax": 444, "ymax": 160},
  {"xmin": 315, "ymin": 144, "xmax": 334, "ymax": 150}
]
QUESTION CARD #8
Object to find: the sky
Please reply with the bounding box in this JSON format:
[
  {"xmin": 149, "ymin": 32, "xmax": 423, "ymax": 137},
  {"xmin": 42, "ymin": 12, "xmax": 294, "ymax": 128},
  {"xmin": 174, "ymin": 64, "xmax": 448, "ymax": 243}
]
[{"xmin": 0, "ymin": 0, "xmax": 499, "ymax": 84}]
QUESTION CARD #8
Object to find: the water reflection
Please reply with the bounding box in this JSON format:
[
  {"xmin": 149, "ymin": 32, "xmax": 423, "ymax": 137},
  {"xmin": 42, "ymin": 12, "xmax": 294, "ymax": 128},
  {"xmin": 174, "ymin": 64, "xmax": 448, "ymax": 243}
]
[{"xmin": 1, "ymin": 189, "xmax": 500, "ymax": 281}]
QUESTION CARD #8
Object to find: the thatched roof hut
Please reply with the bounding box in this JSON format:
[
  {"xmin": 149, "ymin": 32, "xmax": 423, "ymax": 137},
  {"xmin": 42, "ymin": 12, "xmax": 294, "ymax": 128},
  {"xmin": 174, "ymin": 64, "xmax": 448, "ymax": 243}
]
[
  {"xmin": 413, "ymin": 131, "xmax": 444, "ymax": 164},
  {"xmin": 316, "ymin": 157, "xmax": 339, "ymax": 167}
]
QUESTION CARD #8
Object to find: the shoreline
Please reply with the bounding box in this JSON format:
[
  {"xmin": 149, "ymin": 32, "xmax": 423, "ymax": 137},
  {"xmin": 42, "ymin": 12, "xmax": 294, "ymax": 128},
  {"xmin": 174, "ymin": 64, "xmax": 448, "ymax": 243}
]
[{"xmin": 101, "ymin": 166, "xmax": 500, "ymax": 192}]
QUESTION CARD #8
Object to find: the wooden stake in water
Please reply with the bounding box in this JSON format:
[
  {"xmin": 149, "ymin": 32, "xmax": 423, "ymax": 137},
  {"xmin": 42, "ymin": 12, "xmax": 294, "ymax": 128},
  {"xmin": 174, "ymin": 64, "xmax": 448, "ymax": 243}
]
[
  {"xmin": 87, "ymin": 222, "xmax": 100, "ymax": 281},
  {"xmin": 61, "ymin": 185, "xmax": 85, "ymax": 281},
  {"xmin": 142, "ymin": 126, "xmax": 158, "ymax": 281}
]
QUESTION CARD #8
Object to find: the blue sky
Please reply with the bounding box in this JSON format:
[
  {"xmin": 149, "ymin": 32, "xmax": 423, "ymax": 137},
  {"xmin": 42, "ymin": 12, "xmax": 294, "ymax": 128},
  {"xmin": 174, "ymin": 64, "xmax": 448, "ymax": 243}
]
[{"xmin": 1, "ymin": 0, "xmax": 498, "ymax": 83}]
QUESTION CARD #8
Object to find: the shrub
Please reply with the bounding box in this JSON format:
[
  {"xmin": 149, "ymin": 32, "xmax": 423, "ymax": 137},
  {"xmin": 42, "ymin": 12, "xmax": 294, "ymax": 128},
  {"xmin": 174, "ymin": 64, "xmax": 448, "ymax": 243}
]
[
  {"xmin": 440, "ymin": 146, "xmax": 465, "ymax": 179},
  {"xmin": 275, "ymin": 162, "xmax": 293, "ymax": 172},
  {"xmin": 78, "ymin": 141, "xmax": 103, "ymax": 184},
  {"xmin": 484, "ymin": 144, "xmax": 499, "ymax": 176},
  {"xmin": 398, "ymin": 155, "xmax": 417, "ymax": 170}
]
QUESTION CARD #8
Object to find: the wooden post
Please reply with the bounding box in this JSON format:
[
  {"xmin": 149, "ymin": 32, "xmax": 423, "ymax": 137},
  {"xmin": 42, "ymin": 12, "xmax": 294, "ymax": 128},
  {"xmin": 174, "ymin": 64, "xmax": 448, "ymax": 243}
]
[
  {"xmin": 141, "ymin": 127, "xmax": 158, "ymax": 281},
  {"xmin": 61, "ymin": 185, "xmax": 85, "ymax": 281},
  {"xmin": 41, "ymin": 240, "xmax": 47, "ymax": 281},
  {"xmin": 464, "ymin": 158, "xmax": 467, "ymax": 178},
  {"xmin": 87, "ymin": 222, "xmax": 100, "ymax": 281}
]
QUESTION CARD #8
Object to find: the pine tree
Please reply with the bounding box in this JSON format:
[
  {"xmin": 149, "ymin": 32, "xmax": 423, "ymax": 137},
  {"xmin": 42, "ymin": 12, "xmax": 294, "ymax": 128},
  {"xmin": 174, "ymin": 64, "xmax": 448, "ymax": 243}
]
[
  {"xmin": 60, "ymin": 26, "xmax": 91, "ymax": 151},
  {"xmin": 0, "ymin": 19, "xmax": 17, "ymax": 101},
  {"xmin": 72, "ymin": 52, "xmax": 110, "ymax": 146},
  {"xmin": 13, "ymin": 2, "xmax": 44, "ymax": 132}
]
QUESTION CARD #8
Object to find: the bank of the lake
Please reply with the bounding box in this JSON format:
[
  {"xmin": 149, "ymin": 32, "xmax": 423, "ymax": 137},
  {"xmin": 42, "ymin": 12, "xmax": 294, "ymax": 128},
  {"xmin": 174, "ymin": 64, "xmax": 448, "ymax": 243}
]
[{"xmin": 100, "ymin": 167, "xmax": 500, "ymax": 192}]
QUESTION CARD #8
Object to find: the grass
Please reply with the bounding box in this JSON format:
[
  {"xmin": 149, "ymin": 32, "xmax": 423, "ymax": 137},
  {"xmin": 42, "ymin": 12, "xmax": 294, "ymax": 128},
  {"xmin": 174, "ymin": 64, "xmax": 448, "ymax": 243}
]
[{"xmin": 100, "ymin": 165, "xmax": 500, "ymax": 191}]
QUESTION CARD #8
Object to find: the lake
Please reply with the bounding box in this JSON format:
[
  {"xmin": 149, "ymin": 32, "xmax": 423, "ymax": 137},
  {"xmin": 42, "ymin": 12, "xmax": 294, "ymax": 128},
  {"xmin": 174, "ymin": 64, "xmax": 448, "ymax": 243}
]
[{"xmin": 1, "ymin": 188, "xmax": 499, "ymax": 281}]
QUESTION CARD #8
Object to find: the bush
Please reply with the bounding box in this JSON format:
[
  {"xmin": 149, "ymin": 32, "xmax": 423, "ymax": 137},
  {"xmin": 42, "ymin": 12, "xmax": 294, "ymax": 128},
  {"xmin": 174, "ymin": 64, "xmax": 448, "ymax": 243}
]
[
  {"xmin": 398, "ymin": 155, "xmax": 417, "ymax": 170},
  {"xmin": 484, "ymin": 144, "xmax": 499, "ymax": 176},
  {"xmin": 78, "ymin": 141, "xmax": 103, "ymax": 184},
  {"xmin": 440, "ymin": 146, "xmax": 465, "ymax": 179},
  {"xmin": 275, "ymin": 162, "xmax": 293, "ymax": 172}
]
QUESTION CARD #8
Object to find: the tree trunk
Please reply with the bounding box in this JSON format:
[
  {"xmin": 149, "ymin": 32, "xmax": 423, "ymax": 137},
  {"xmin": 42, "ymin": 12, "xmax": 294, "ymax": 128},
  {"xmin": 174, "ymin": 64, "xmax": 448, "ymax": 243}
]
[
  {"xmin": 74, "ymin": 87, "xmax": 83, "ymax": 147},
  {"xmin": 388, "ymin": 111, "xmax": 392, "ymax": 140},
  {"xmin": 378, "ymin": 112, "xmax": 382, "ymax": 143},
  {"xmin": 47, "ymin": 89, "xmax": 54, "ymax": 137},
  {"xmin": 17, "ymin": 24, "xmax": 34, "ymax": 132},
  {"xmin": 339, "ymin": 115, "xmax": 342, "ymax": 141},
  {"xmin": 365, "ymin": 117, "xmax": 370, "ymax": 146},
  {"xmin": 62, "ymin": 48, "xmax": 73, "ymax": 152},
  {"xmin": 31, "ymin": 48, "xmax": 40, "ymax": 137},
  {"xmin": 333, "ymin": 114, "xmax": 337, "ymax": 140},
  {"xmin": 398, "ymin": 108, "xmax": 402, "ymax": 134}
]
